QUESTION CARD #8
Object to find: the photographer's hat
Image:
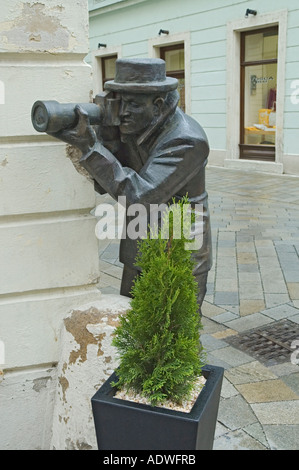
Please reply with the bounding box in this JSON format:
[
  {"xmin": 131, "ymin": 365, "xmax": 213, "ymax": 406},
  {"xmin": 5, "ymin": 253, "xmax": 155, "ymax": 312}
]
[{"xmin": 104, "ymin": 58, "xmax": 178, "ymax": 93}]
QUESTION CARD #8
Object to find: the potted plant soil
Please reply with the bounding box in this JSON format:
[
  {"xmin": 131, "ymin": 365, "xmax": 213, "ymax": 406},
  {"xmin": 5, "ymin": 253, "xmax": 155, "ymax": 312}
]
[{"xmin": 91, "ymin": 199, "xmax": 223, "ymax": 450}]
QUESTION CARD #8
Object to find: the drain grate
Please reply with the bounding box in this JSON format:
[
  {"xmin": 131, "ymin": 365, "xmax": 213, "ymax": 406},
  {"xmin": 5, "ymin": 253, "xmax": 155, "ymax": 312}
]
[{"xmin": 226, "ymin": 319, "xmax": 299, "ymax": 366}]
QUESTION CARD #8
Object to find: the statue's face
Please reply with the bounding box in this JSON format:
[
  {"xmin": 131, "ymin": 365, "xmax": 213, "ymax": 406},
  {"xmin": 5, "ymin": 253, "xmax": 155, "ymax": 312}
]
[{"xmin": 118, "ymin": 93, "xmax": 162, "ymax": 136}]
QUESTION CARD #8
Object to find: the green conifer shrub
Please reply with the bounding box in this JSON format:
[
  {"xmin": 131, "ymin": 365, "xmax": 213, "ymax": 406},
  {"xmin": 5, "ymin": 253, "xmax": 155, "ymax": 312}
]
[{"xmin": 112, "ymin": 198, "xmax": 206, "ymax": 406}]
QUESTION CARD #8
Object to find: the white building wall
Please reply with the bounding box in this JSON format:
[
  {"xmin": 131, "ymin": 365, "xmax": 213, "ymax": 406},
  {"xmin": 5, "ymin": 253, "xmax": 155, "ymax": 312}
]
[
  {"xmin": 88, "ymin": 0, "xmax": 299, "ymax": 175},
  {"xmin": 0, "ymin": 0, "xmax": 101, "ymax": 449}
]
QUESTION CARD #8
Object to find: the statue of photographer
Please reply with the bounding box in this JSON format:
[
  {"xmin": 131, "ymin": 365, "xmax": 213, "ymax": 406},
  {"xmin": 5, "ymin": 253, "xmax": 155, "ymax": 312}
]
[{"xmin": 32, "ymin": 58, "xmax": 212, "ymax": 312}]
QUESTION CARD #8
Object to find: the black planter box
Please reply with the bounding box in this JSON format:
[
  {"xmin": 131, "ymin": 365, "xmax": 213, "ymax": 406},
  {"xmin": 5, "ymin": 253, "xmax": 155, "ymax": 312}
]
[{"xmin": 91, "ymin": 364, "xmax": 224, "ymax": 450}]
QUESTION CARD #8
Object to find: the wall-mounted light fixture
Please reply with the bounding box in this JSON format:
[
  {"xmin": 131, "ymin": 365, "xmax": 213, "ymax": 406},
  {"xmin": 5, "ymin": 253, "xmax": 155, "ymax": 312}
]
[
  {"xmin": 245, "ymin": 9, "xmax": 257, "ymax": 18},
  {"xmin": 158, "ymin": 29, "xmax": 169, "ymax": 35},
  {"xmin": 98, "ymin": 43, "xmax": 107, "ymax": 48}
]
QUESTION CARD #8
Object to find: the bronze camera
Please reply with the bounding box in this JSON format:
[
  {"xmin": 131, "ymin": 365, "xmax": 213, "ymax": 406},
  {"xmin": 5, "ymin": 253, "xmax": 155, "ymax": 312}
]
[{"xmin": 31, "ymin": 91, "xmax": 120, "ymax": 133}]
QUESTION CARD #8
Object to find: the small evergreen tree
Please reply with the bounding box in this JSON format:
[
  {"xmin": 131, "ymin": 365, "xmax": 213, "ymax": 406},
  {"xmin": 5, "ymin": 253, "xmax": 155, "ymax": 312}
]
[{"xmin": 112, "ymin": 197, "xmax": 205, "ymax": 406}]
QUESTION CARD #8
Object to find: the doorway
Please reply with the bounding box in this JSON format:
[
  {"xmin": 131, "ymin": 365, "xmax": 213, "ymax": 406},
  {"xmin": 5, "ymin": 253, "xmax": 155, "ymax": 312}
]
[{"xmin": 240, "ymin": 26, "xmax": 278, "ymax": 161}]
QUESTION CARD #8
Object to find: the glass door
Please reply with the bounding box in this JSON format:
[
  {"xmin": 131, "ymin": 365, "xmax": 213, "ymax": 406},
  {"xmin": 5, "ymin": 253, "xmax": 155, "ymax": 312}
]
[
  {"xmin": 160, "ymin": 44, "xmax": 185, "ymax": 112},
  {"xmin": 240, "ymin": 27, "xmax": 278, "ymax": 161}
]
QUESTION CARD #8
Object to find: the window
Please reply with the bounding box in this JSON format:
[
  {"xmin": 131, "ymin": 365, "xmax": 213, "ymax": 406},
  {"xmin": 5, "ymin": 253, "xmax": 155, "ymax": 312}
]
[
  {"xmin": 160, "ymin": 44, "xmax": 185, "ymax": 112},
  {"xmin": 101, "ymin": 55, "xmax": 117, "ymax": 90},
  {"xmin": 240, "ymin": 27, "xmax": 278, "ymax": 161}
]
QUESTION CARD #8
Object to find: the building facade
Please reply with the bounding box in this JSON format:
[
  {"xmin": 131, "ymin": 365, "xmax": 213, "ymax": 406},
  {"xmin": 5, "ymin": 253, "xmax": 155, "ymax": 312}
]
[
  {"xmin": 88, "ymin": 0, "xmax": 299, "ymax": 175},
  {"xmin": 0, "ymin": 0, "xmax": 101, "ymax": 449}
]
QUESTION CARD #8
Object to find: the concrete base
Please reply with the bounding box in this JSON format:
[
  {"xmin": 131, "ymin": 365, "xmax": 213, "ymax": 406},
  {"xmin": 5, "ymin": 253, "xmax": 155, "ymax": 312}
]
[{"xmin": 50, "ymin": 294, "xmax": 131, "ymax": 450}]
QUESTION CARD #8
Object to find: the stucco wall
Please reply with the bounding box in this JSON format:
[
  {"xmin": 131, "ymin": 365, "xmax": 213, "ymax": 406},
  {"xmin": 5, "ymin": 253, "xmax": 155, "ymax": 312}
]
[
  {"xmin": 88, "ymin": 0, "xmax": 299, "ymax": 175},
  {"xmin": 0, "ymin": 0, "xmax": 101, "ymax": 450},
  {"xmin": 50, "ymin": 295, "xmax": 130, "ymax": 450}
]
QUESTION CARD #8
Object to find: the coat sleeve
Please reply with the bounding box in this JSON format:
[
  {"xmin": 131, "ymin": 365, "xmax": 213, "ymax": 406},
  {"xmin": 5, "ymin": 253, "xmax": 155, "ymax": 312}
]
[{"xmin": 80, "ymin": 137, "xmax": 209, "ymax": 208}]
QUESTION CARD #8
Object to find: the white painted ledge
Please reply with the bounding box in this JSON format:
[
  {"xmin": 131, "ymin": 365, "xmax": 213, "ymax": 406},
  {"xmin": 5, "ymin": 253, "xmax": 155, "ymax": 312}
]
[{"xmin": 224, "ymin": 158, "xmax": 283, "ymax": 175}]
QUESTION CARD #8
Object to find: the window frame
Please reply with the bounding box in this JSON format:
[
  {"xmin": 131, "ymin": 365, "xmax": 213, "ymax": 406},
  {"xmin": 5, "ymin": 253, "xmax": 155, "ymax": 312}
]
[
  {"xmin": 101, "ymin": 54, "xmax": 118, "ymax": 90},
  {"xmin": 91, "ymin": 45, "xmax": 122, "ymax": 95},
  {"xmin": 240, "ymin": 26, "xmax": 278, "ymax": 161},
  {"xmin": 160, "ymin": 43, "xmax": 185, "ymax": 112},
  {"xmin": 148, "ymin": 32, "xmax": 191, "ymax": 115}
]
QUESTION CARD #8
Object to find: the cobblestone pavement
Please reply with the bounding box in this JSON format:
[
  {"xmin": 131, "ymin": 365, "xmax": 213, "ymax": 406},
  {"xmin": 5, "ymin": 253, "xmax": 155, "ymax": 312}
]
[{"xmin": 96, "ymin": 166, "xmax": 299, "ymax": 450}]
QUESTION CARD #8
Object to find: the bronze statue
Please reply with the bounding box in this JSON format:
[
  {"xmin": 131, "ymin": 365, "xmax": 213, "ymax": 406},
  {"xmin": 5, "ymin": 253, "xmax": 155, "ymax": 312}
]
[{"xmin": 32, "ymin": 58, "xmax": 212, "ymax": 312}]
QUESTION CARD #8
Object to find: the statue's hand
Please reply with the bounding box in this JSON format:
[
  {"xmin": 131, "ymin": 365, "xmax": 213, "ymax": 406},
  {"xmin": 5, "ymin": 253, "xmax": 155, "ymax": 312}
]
[{"xmin": 49, "ymin": 105, "xmax": 97, "ymax": 154}]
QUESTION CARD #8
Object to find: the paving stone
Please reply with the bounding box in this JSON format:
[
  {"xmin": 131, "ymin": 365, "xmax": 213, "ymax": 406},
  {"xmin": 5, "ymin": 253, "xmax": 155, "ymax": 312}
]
[
  {"xmin": 98, "ymin": 286, "xmax": 120, "ymax": 295},
  {"xmin": 206, "ymin": 352, "xmax": 231, "ymax": 370},
  {"xmin": 224, "ymin": 313, "xmax": 274, "ymax": 332},
  {"xmin": 216, "ymin": 257, "xmax": 237, "ymax": 269},
  {"xmin": 216, "ymin": 268, "xmax": 238, "ymax": 280},
  {"xmin": 97, "ymin": 272, "xmax": 121, "ymax": 289},
  {"xmin": 201, "ymin": 316, "xmax": 227, "ymax": 335},
  {"xmin": 236, "ymin": 242, "xmax": 256, "ymax": 253},
  {"xmin": 218, "ymin": 240, "xmax": 236, "ymax": 247},
  {"xmin": 238, "ymin": 272, "xmax": 262, "ymax": 284},
  {"xmin": 224, "ymin": 305, "xmax": 240, "ymax": 315},
  {"xmin": 284, "ymin": 271, "xmax": 299, "ymax": 282},
  {"xmin": 201, "ymin": 301, "xmax": 226, "ymax": 318},
  {"xmin": 100, "ymin": 262, "xmax": 123, "ymax": 280},
  {"xmin": 236, "ymin": 235, "xmax": 254, "ymax": 243},
  {"xmin": 238, "ymin": 264, "xmax": 259, "ymax": 272},
  {"xmin": 214, "ymin": 421, "xmax": 229, "ymax": 439},
  {"xmin": 239, "ymin": 300, "xmax": 265, "ymax": 316},
  {"xmin": 259, "ymin": 273, "xmax": 288, "ymax": 294},
  {"xmin": 291, "ymin": 303, "xmax": 299, "ymax": 314},
  {"xmin": 203, "ymin": 294, "xmax": 214, "ymax": 304},
  {"xmin": 206, "ymin": 282, "xmax": 214, "ymax": 295},
  {"xmin": 218, "ymin": 231, "xmax": 236, "ymax": 240},
  {"xmin": 217, "ymin": 395, "xmax": 258, "ymax": 431},
  {"xmin": 225, "ymin": 361, "xmax": 277, "ymax": 385},
  {"xmin": 211, "ymin": 346, "xmax": 253, "ymax": 367},
  {"xmin": 261, "ymin": 303, "xmax": 299, "ymax": 320},
  {"xmin": 258, "ymin": 257, "xmax": 281, "ymax": 268},
  {"xmin": 213, "ymin": 429, "xmax": 268, "ymax": 450},
  {"xmin": 243, "ymin": 422, "xmax": 269, "ymax": 448},
  {"xmin": 255, "ymin": 238, "xmax": 276, "ymax": 247},
  {"xmin": 265, "ymin": 293, "xmax": 290, "ymax": 308},
  {"xmin": 251, "ymin": 401, "xmax": 299, "ymax": 425},
  {"xmin": 239, "ymin": 284, "xmax": 264, "ymax": 300},
  {"xmin": 215, "ymin": 277, "xmax": 238, "ymax": 292},
  {"xmin": 275, "ymin": 243, "xmax": 297, "ymax": 254},
  {"xmin": 220, "ymin": 377, "xmax": 239, "ymax": 399},
  {"xmin": 263, "ymin": 425, "xmax": 299, "ymax": 450},
  {"xmin": 268, "ymin": 362, "xmax": 299, "ymax": 377},
  {"xmin": 287, "ymin": 283, "xmax": 299, "ymax": 300},
  {"xmin": 212, "ymin": 328, "xmax": 238, "ymax": 340},
  {"xmin": 281, "ymin": 373, "xmax": 299, "ymax": 396},
  {"xmin": 255, "ymin": 246, "xmax": 276, "ymax": 258},
  {"xmin": 236, "ymin": 379, "xmax": 299, "ymax": 403},
  {"xmin": 213, "ymin": 311, "xmax": 239, "ymax": 324},
  {"xmin": 237, "ymin": 253, "xmax": 257, "ymax": 264},
  {"xmin": 200, "ymin": 334, "xmax": 228, "ymax": 351},
  {"xmin": 214, "ymin": 291, "xmax": 239, "ymax": 306}
]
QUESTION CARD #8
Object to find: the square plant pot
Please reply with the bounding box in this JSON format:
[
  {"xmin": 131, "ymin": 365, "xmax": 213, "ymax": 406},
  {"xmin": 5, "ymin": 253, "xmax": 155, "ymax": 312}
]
[{"xmin": 91, "ymin": 364, "xmax": 224, "ymax": 450}]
